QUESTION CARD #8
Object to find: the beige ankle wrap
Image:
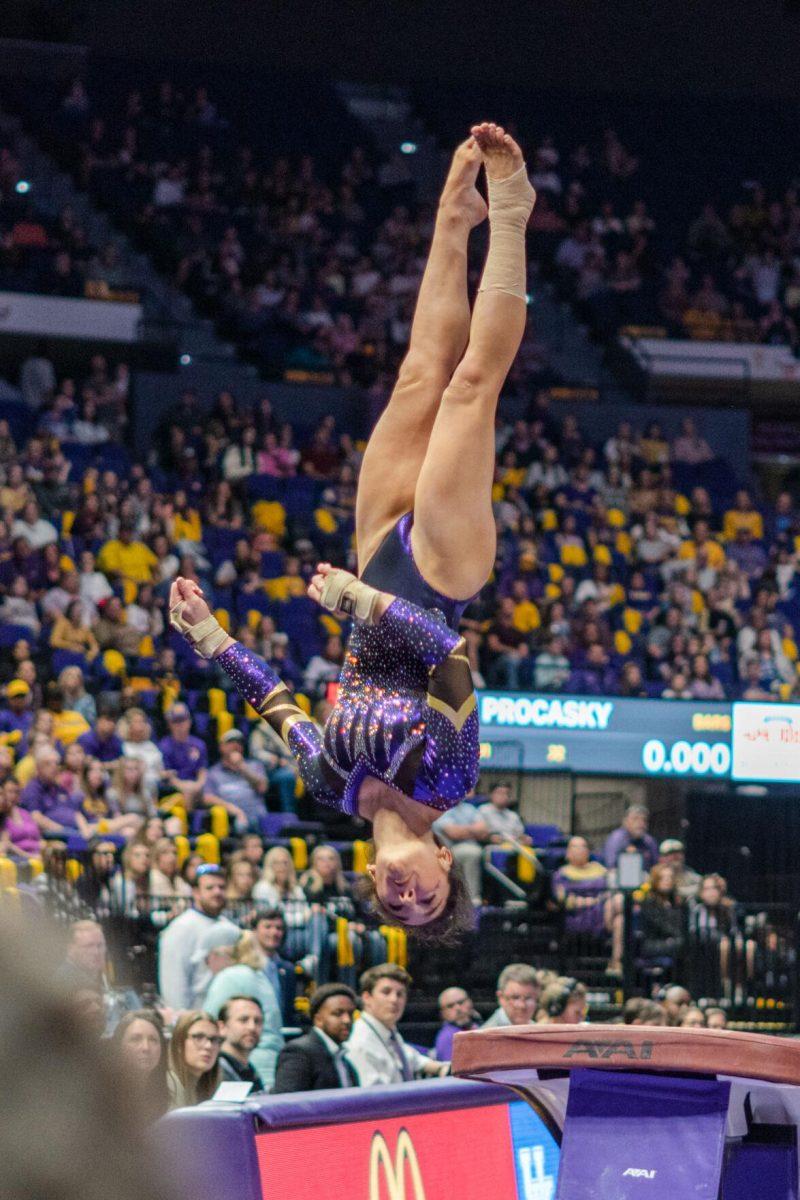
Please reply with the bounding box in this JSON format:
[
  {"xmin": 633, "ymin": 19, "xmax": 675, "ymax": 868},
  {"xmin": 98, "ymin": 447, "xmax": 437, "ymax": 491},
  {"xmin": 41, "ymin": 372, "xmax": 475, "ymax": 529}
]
[{"xmin": 478, "ymin": 163, "xmax": 536, "ymax": 300}]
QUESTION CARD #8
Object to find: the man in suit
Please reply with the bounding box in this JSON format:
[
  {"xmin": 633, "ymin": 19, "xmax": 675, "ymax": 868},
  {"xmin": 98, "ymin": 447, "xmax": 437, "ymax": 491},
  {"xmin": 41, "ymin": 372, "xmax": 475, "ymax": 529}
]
[
  {"xmin": 346, "ymin": 964, "xmax": 448, "ymax": 1087},
  {"xmin": 254, "ymin": 908, "xmax": 297, "ymax": 1026},
  {"xmin": 272, "ymin": 984, "xmax": 359, "ymax": 1092}
]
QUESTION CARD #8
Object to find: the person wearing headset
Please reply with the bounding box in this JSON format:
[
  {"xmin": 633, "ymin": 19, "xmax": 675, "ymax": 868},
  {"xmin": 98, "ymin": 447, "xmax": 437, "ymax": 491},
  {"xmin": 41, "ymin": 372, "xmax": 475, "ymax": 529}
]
[{"xmin": 537, "ymin": 977, "xmax": 588, "ymax": 1024}]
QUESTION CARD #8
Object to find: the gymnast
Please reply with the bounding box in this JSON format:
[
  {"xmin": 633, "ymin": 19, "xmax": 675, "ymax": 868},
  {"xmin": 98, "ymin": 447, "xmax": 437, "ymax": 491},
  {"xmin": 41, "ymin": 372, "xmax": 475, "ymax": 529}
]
[{"xmin": 170, "ymin": 123, "xmax": 536, "ymax": 942}]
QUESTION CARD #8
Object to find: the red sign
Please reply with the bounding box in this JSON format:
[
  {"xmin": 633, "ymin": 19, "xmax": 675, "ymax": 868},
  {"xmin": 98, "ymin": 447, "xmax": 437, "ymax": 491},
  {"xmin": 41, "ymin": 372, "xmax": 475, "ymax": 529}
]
[{"xmin": 256, "ymin": 1104, "xmax": 519, "ymax": 1200}]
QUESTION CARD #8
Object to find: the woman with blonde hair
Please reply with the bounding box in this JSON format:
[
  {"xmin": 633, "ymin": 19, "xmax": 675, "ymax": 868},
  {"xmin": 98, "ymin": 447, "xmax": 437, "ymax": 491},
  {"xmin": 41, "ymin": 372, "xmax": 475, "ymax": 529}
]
[
  {"xmin": 167, "ymin": 1010, "xmax": 222, "ymax": 1109},
  {"xmin": 149, "ymin": 837, "xmax": 191, "ymax": 925},
  {"xmin": 77, "ymin": 758, "xmax": 143, "ymax": 841},
  {"xmin": 301, "ymin": 843, "xmax": 386, "ymax": 986},
  {"xmin": 202, "ymin": 932, "xmax": 284, "ymax": 1087},
  {"xmin": 108, "ymin": 756, "xmax": 155, "ymax": 823}
]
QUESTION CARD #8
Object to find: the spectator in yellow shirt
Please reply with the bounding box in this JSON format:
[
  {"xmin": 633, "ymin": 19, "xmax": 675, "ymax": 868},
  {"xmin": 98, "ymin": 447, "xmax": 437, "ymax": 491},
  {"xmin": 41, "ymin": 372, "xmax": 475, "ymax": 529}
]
[
  {"xmin": 509, "ymin": 580, "xmax": 541, "ymax": 634},
  {"xmin": 722, "ymin": 490, "xmax": 764, "ymax": 542},
  {"xmin": 97, "ymin": 522, "xmax": 157, "ymax": 585},
  {"xmin": 44, "ymin": 681, "xmax": 91, "ymax": 745},
  {"xmin": 170, "ymin": 489, "xmax": 203, "ymax": 544},
  {"xmin": 679, "ymin": 520, "xmax": 726, "ymax": 570}
]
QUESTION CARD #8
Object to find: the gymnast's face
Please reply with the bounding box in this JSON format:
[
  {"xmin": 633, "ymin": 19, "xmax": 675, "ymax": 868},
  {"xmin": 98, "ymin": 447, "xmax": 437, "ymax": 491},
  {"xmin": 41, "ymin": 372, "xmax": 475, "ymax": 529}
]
[{"xmin": 367, "ymin": 841, "xmax": 453, "ymax": 926}]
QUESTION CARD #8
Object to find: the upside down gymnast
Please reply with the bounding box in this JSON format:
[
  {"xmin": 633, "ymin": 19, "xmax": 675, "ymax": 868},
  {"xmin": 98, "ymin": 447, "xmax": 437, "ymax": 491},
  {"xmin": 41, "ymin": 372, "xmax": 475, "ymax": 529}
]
[{"xmin": 169, "ymin": 124, "xmax": 536, "ymax": 942}]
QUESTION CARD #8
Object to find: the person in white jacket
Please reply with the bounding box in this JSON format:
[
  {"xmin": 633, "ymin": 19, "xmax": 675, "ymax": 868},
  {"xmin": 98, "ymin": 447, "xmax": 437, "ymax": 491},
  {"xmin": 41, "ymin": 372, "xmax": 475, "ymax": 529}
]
[
  {"xmin": 346, "ymin": 964, "xmax": 448, "ymax": 1086},
  {"xmin": 157, "ymin": 865, "xmax": 238, "ymax": 1010}
]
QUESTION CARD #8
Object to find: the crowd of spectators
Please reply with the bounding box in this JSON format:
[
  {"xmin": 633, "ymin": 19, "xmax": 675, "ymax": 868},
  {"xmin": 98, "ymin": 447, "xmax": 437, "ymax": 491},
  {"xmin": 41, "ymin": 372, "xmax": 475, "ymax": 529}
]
[{"xmin": 0, "ymin": 138, "xmax": 136, "ymax": 302}]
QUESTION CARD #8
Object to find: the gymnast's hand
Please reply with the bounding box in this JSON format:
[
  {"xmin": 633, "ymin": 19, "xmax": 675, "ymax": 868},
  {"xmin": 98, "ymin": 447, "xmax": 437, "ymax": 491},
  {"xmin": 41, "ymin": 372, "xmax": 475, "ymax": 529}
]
[{"xmin": 169, "ymin": 576, "xmax": 210, "ymax": 625}]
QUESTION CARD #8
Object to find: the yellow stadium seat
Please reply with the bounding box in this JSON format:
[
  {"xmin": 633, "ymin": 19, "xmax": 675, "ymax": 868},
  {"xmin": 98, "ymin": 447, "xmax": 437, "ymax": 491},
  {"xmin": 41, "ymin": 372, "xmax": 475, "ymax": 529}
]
[
  {"xmin": 294, "ymin": 993, "xmax": 311, "ymax": 1016},
  {"xmin": 244, "ymin": 700, "xmax": 259, "ymax": 721},
  {"xmin": 27, "ymin": 856, "xmax": 43, "ymax": 880},
  {"xmin": 213, "ymin": 609, "xmax": 231, "ymax": 634},
  {"xmin": 62, "ymin": 510, "xmax": 75, "ymax": 535},
  {"xmin": 122, "ymin": 579, "xmax": 137, "ymax": 605},
  {"xmin": 607, "ymin": 508, "xmax": 626, "ymax": 528},
  {"xmin": 691, "ymin": 589, "xmax": 705, "ymax": 614},
  {"xmin": 614, "ymin": 630, "xmax": 632, "ymax": 655},
  {"xmin": 320, "ymin": 614, "xmax": 342, "ymax": 637},
  {"xmin": 517, "ymin": 850, "xmax": 537, "ymax": 885},
  {"xmin": 336, "ymin": 916, "xmax": 356, "ymax": 967},
  {"xmin": 675, "ymin": 493, "xmax": 691, "ymax": 516},
  {"xmin": 541, "ymin": 509, "xmax": 558, "ymax": 531},
  {"xmin": 315, "ymin": 508, "xmax": 338, "ymax": 534},
  {"xmin": 174, "ymin": 835, "xmax": 190, "ymax": 868},
  {"xmin": 66, "ymin": 858, "xmax": 83, "ymax": 882},
  {"xmin": 215, "ymin": 711, "xmax": 234, "ymax": 737},
  {"xmin": 491, "ymin": 482, "xmax": 505, "ymax": 503},
  {"xmin": 166, "ymin": 802, "xmax": 188, "ymax": 835},
  {"xmin": 624, "ymin": 607, "xmax": 643, "ymax": 634},
  {"xmin": 0, "ymin": 857, "xmax": 18, "ymax": 888},
  {"xmin": 779, "ymin": 683, "xmax": 793, "ymax": 701},
  {"xmin": 59, "ymin": 553, "xmax": 75, "ymax": 573},
  {"xmin": 195, "ymin": 833, "xmax": 220, "ymax": 865},
  {"xmin": 102, "ymin": 649, "xmax": 127, "ymax": 677},
  {"xmin": 616, "ymin": 531, "xmax": 632, "ymax": 557},
  {"xmin": 783, "ymin": 638, "xmax": 798, "ymax": 662},
  {"xmin": 352, "ymin": 840, "xmax": 370, "ymax": 875},
  {"xmin": 290, "ymin": 837, "xmax": 308, "ymax": 871},
  {"xmin": 593, "ymin": 544, "xmax": 612, "ymax": 565},
  {"xmin": 245, "ymin": 610, "xmax": 261, "ymax": 632},
  {"xmin": 545, "ymin": 582, "xmax": 561, "ymax": 600},
  {"xmin": 608, "ymin": 583, "xmax": 625, "ymax": 608},
  {"xmin": 138, "ymin": 635, "xmax": 155, "ymax": 658},
  {"xmin": 161, "ymin": 681, "xmax": 181, "ymax": 712},
  {"xmin": 548, "ymin": 563, "xmax": 565, "ymax": 583},
  {"xmin": 209, "ymin": 805, "xmax": 230, "ymax": 841},
  {"xmin": 207, "ymin": 688, "xmax": 228, "ymax": 716},
  {"xmin": 295, "ymin": 693, "xmax": 312, "ymax": 716}
]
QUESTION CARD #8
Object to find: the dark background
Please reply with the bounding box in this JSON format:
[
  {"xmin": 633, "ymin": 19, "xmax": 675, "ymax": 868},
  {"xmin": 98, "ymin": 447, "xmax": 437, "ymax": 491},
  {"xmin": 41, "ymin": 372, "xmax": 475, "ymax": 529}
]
[{"xmin": 7, "ymin": 0, "xmax": 800, "ymax": 98}]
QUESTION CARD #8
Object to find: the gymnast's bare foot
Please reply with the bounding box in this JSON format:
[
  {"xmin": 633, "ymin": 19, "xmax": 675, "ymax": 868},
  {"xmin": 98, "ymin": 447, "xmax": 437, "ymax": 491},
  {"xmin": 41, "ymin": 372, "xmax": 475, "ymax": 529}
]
[
  {"xmin": 471, "ymin": 122, "xmax": 525, "ymax": 181},
  {"xmin": 439, "ymin": 137, "xmax": 487, "ymax": 229}
]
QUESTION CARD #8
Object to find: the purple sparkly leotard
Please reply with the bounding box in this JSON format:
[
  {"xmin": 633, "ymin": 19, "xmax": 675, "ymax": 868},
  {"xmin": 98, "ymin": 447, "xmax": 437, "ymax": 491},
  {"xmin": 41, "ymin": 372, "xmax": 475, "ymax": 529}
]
[{"xmin": 217, "ymin": 596, "xmax": 479, "ymax": 817}]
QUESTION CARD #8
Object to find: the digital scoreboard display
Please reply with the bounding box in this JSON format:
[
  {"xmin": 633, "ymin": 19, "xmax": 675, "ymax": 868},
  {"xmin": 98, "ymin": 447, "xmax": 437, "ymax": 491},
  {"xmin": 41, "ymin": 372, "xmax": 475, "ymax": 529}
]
[{"xmin": 478, "ymin": 691, "xmax": 734, "ymax": 780}]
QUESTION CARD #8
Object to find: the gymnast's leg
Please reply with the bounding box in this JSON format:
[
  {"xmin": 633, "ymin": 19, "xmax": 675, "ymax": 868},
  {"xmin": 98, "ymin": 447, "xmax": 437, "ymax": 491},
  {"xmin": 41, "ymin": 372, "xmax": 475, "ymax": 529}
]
[
  {"xmin": 355, "ymin": 139, "xmax": 486, "ymax": 573},
  {"xmin": 411, "ymin": 123, "xmax": 535, "ymax": 600}
]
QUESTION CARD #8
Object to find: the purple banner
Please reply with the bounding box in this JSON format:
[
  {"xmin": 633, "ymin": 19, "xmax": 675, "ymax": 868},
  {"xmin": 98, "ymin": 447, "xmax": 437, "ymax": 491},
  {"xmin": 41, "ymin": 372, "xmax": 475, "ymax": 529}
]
[
  {"xmin": 722, "ymin": 1135, "xmax": 798, "ymax": 1200},
  {"xmin": 556, "ymin": 1068, "xmax": 730, "ymax": 1200}
]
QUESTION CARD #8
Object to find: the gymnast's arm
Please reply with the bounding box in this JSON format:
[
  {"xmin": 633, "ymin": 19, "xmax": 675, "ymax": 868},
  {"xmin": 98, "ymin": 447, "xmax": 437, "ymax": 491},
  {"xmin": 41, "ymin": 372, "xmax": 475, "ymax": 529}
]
[{"xmin": 213, "ymin": 641, "xmax": 343, "ymax": 808}]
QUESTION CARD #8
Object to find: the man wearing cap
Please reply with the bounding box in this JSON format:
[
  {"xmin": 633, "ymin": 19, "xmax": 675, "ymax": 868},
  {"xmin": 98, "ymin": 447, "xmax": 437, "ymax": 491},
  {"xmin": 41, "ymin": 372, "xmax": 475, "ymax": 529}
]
[
  {"xmin": 204, "ymin": 729, "xmax": 268, "ymax": 832},
  {"xmin": 191, "ymin": 921, "xmax": 240, "ymax": 1007},
  {"xmin": 158, "ymin": 703, "xmax": 207, "ymax": 808},
  {"xmin": 658, "ymin": 839, "xmax": 702, "ymax": 900},
  {"xmin": 158, "ymin": 863, "xmax": 238, "ymax": 1010},
  {"xmin": 0, "ymin": 679, "xmax": 34, "ymax": 752}
]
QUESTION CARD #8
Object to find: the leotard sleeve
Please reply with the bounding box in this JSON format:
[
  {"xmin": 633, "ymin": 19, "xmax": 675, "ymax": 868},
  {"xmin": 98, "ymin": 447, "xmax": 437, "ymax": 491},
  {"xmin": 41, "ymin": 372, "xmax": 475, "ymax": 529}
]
[{"xmin": 216, "ymin": 642, "xmax": 344, "ymax": 809}]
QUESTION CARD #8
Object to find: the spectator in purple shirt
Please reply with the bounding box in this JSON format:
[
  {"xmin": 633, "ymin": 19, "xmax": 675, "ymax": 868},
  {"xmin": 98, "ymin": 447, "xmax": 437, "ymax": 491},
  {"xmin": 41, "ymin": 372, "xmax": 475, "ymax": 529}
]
[
  {"xmin": 158, "ymin": 701, "xmax": 207, "ymax": 809},
  {"xmin": 434, "ymin": 986, "xmax": 479, "ymax": 1061},
  {"xmin": 20, "ymin": 744, "xmax": 82, "ymax": 833},
  {"xmin": 78, "ymin": 704, "xmax": 124, "ymax": 764},
  {"xmin": 570, "ymin": 643, "xmax": 619, "ymax": 695},
  {"xmin": 603, "ymin": 805, "xmax": 659, "ymax": 872}
]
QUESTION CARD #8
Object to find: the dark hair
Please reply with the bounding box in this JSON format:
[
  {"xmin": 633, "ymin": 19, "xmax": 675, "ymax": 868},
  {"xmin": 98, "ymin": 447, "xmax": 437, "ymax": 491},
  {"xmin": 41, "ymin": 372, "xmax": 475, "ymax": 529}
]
[
  {"xmin": 168, "ymin": 1011, "xmax": 222, "ymax": 1103},
  {"xmin": 541, "ymin": 977, "xmax": 585, "ymax": 1018},
  {"xmin": 110, "ymin": 1009, "xmax": 169, "ymax": 1121},
  {"xmin": 217, "ymin": 995, "xmax": 263, "ymax": 1024},
  {"xmin": 359, "ymin": 963, "xmax": 412, "ymax": 995},
  {"xmin": 358, "ymin": 840, "xmax": 476, "ymax": 949},
  {"xmin": 254, "ymin": 907, "xmax": 285, "ymax": 928},
  {"xmin": 490, "ymin": 781, "xmax": 511, "ymax": 792},
  {"xmin": 309, "ymin": 983, "xmax": 358, "ymax": 1022}
]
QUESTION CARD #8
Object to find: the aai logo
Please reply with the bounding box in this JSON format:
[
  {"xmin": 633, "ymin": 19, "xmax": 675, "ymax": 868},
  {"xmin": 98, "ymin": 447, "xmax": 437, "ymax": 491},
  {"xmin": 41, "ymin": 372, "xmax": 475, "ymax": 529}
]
[{"xmin": 623, "ymin": 1168, "xmax": 657, "ymax": 1179}]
